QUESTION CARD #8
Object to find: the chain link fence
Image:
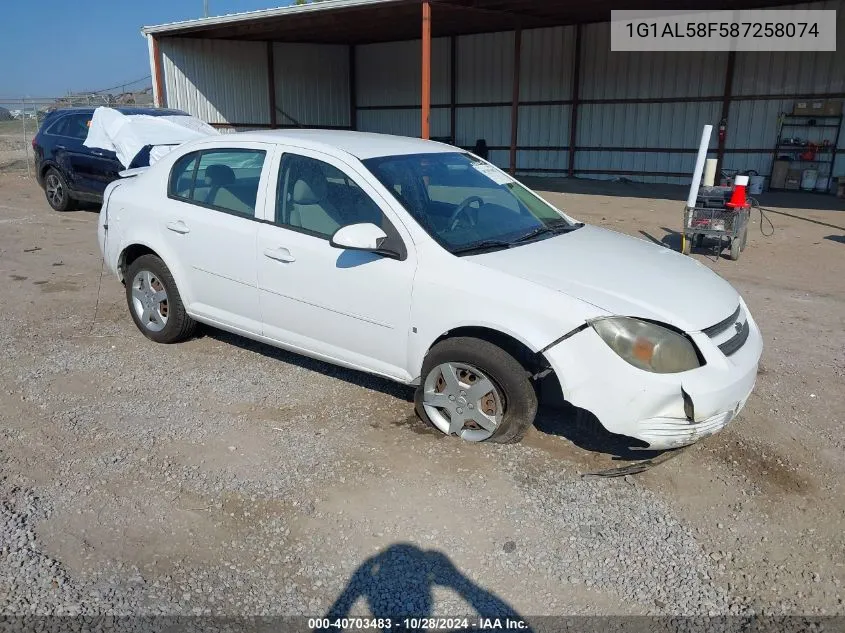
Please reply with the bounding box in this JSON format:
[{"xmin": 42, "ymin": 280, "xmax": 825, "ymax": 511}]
[{"xmin": 0, "ymin": 89, "xmax": 154, "ymax": 178}]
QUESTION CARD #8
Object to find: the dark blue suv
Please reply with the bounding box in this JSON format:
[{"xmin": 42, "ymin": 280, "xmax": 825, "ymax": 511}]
[{"xmin": 34, "ymin": 106, "xmax": 188, "ymax": 211}]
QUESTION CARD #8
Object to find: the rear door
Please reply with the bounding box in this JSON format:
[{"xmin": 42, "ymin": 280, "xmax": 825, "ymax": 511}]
[
  {"xmin": 159, "ymin": 143, "xmax": 273, "ymax": 334},
  {"xmin": 46, "ymin": 113, "xmax": 96, "ymax": 193},
  {"xmin": 46, "ymin": 113, "xmax": 121, "ymax": 196}
]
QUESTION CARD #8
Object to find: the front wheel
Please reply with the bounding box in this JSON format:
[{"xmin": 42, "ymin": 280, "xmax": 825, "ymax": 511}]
[{"xmin": 414, "ymin": 337, "xmax": 537, "ymax": 444}]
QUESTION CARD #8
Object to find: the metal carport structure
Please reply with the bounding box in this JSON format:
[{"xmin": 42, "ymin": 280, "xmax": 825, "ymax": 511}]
[{"xmin": 142, "ymin": 0, "xmax": 845, "ymax": 184}]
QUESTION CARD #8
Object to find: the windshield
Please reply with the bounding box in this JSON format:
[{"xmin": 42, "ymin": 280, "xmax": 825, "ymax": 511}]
[{"xmin": 362, "ymin": 152, "xmax": 579, "ymax": 254}]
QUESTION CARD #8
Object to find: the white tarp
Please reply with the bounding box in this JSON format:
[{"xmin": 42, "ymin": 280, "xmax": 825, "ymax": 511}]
[{"xmin": 84, "ymin": 107, "xmax": 219, "ymax": 168}]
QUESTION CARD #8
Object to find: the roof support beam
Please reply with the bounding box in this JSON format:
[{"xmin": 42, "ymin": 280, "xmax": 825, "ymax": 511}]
[
  {"xmin": 421, "ymin": 1, "xmax": 432, "ymax": 139},
  {"xmin": 430, "ymin": 0, "xmax": 545, "ymax": 24},
  {"xmin": 509, "ymin": 27, "xmax": 521, "ymax": 175}
]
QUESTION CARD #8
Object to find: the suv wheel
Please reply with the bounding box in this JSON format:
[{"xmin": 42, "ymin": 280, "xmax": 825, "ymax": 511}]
[
  {"xmin": 125, "ymin": 254, "xmax": 196, "ymax": 344},
  {"xmin": 415, "ymin": 337, "xmax": 537, "ymax": 444},
  {"xmin": 44, "ymin": 168, "xmax": 75, "ymax": 211}
]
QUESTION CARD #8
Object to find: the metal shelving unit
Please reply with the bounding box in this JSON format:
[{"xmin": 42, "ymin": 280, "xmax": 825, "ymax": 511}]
[{"xmin": 769, "ymin": 113, "xmax": 843, "ymax": 193}]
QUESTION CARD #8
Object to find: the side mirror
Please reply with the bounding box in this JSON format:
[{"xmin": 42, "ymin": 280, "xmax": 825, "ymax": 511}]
[{"xmin": 330, "ymin": 223, "xmax": 389, "ymax": 253}]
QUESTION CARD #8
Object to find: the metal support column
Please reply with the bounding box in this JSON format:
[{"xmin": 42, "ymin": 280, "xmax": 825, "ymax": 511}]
[
  {"xmin": 568, "ymin": 24, "xmax": 582, "ymax": 177},
  {"xmin": 267, "ymin": 42, "xmax": 277, "ymax": 128},
  {"xmin": 715, "ymin": 51, "xmax": 736, "ymax": 178},
  {"xmin": 421, "ymin": 1, "xmax": 432, "ymax": 139},
  {"xmin": 509, "ymin": 28, "xmax": 522, "ymax": 175}
]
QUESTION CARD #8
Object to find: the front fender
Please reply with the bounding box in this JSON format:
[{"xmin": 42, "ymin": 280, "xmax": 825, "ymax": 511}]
[{"xmin": 406, "ymin": 257, "xmax": 605, "ymax": 380}]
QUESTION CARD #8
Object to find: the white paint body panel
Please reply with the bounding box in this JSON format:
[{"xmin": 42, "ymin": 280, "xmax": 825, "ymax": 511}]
[{"xmin": 98, "ymin": 130, "xmax": 762, "ymax": 449}]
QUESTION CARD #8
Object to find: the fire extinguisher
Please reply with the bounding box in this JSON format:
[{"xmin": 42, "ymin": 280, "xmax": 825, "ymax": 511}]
[{"xmin": 718, "ymin": 118, "xmax": 727, "ymax": 144}]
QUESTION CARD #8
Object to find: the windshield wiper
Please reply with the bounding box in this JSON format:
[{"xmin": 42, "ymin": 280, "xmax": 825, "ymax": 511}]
[
  {"xmin": 512, "ymin": 221, "xmax": 583, "ymax": 244},
  {"xmin": 451, "ymin": 240, "xmax": 514, "ymax": 256}
]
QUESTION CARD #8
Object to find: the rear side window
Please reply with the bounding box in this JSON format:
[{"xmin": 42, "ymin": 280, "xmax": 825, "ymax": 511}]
[
  {"xmin": 168, "ymin": 149, "xmax": 266, "ymax": 218},
  {"xmin": 169, "ymin": 153, "xmax": 199, "ymax": 199},
  {"xmin": 48, "ymin": 114, "xmax": 91, "ymax": 140}
]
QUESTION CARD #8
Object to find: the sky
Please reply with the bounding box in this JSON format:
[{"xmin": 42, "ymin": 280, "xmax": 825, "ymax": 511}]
[{"xmin": 0, "ymin": 1, "xmax": 295, "ymax": 100}]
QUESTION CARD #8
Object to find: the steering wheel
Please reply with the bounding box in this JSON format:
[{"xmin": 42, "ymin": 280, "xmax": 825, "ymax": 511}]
[{"xmin": 447, "ymin": 196, "xmax": 484, "ymax": 231}]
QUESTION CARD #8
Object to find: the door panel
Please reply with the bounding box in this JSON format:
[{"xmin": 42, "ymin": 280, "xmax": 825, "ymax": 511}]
[
  {"xmin": 159, "ymin": 144, "xmax": 272, "ymax": 334},
  {"xmin": 256, "ymin": 149, "xmax": 416, "ymax": 380}
]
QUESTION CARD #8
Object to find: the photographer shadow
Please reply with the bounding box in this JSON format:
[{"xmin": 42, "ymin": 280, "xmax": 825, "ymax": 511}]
[{"xmin": 323, "ymin": 543, "xmax": 532, "ymax": 632}]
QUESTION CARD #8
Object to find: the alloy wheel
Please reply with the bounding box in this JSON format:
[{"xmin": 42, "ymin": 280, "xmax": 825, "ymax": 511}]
[
  {"xmin": 45, "ymin": 174, "xmax": 63, "ymax": 208},
  {"xmin": 422, "ymin": 362, "xmax": 504, "ymax": 442},
  {"xmin": 130, "ymin": 270, "xmax": 169, "ymax": 332}
]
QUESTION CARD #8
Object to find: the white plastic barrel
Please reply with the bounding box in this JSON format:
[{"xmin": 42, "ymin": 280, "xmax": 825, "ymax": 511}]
[
  {"xmin": 703, "ymin": 159, "xmax": 718, "ymax": 186},
  {"xmin": 748, "ymin": 175, "xmax": 765, "ymax": 194},
  {"xmin": 801, "ymin": 169, "xmax": 818, "ymax": 191}
]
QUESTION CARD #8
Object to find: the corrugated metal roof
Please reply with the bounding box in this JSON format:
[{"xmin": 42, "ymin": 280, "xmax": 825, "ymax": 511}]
[{"xmin": 142, "ymin": 0, "xmax": 402, "ymax": 36}]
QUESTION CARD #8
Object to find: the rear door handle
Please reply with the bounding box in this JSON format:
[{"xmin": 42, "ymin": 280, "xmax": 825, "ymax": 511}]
[
  {"xmin": 263, "ymin": 247, "xmax": 296, "ymax": 263},
  {"xmin": 166, "ymin": 220, "xmax": 190, "ymax": 234}
]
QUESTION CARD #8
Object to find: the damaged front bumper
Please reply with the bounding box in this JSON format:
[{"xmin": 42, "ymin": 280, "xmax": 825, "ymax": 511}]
[{"xmin": 544, "ymin": 301, "xmax": 763, "ymax": 450}]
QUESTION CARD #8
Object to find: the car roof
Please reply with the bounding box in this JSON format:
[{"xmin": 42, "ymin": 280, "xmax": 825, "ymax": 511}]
[
  {"xmin": 44, "ymin": 107, "xmax": 188, "ymax": 118},
  {"xmin": 227, "ymin": 129, "xmax": 458, "ymax": 160}
]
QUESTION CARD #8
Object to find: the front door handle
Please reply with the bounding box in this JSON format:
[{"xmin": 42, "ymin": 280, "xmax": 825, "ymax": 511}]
[
  {"xmin": 263, "ymin": 247, "xmax": 296, "ymax": 263},
  {"xmin": 166, "ymin": 220, "xmax": 190, "ymax": 234}
]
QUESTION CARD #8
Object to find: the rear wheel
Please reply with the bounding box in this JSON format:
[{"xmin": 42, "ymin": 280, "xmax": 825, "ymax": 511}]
[
  {"xmin": 125, "ymin": 254, "xmax": 196, "ymax": 343},
  {"xmin": 44, "ymin": 168, "xmax": 74, "ymax": 211},
  {"xmin": 414, "ymin": 337, "xmax": 537, "ymax": 444}
]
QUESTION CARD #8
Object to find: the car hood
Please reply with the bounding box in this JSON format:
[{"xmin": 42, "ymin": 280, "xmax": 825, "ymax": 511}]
[{"xmin": 466, "ymin": 225, "xmax": 739, "ymax": 332}]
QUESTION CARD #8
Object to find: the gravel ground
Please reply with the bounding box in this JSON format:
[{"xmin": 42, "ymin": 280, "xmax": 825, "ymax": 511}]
[{"xmin": 0, "ymin": 172, "xmax": 843, "ymax": 618}]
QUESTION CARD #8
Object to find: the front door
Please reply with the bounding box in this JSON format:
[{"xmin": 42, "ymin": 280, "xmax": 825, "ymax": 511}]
[{"xmin": 256, "ymin": 148, "xmax": 417, "ymax": 381}]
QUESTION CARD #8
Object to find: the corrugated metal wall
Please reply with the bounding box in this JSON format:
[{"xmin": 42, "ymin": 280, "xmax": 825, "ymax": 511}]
[
  {"xmin": 158, "ymin": 0, "xmax": 845, "ymax": 185},
  {"xmin": 355, "ymin": 38, "xmax": 451, "ymax": 139},
  {"xmin": 160, "ymin": 38, "xmax": 270, "ymax": 125},
  {"xmin": 274, "ymin": 43, "xmax": 350, "ymax": 127}
]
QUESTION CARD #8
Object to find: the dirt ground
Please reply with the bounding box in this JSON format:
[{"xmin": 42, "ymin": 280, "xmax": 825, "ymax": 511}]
[{"xmin": 0, "ymin": 170, "xmax": 843, "ymax": 617}]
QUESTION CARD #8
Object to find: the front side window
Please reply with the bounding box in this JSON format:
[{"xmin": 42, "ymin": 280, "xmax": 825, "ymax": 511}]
[
  {"xmin": 168, "ymin": 149, "xmax": 266, "ymax": 217},
  {"xmin": 275, "ymin": 153, "xmax": 386, "ymax": 239},
  {"xmin": 362, "ymin": 152, "xmax": 580, "ymax": 255}
]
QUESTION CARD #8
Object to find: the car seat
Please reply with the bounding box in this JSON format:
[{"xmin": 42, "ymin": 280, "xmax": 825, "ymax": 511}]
[
  {"xmin": 203, "ymin": 164, "xmax": 254, "ymax": 216},
  {"xmin": 204, "ymin": 164, "xmax": 236, "ymax": 205},
  {"xmin": 289, "ymin": 164, "xmax": 344, "ymax": 236}
]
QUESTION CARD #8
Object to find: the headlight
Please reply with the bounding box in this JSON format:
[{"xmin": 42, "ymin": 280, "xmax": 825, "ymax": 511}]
[{"xmin": 590, "ymin": 317, "xmax": 701, "ymax": 373}]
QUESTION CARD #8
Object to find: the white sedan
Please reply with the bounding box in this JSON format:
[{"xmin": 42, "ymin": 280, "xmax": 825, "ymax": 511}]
[{"xmin": 98, "ymin": 130, "xmax": 762, "ymax": 449}]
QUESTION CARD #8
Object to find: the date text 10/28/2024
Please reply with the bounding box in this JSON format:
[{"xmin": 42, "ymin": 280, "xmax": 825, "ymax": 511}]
[{"xmin": 309, "ymin": 618, "xmax": 530, "ymax": 630}]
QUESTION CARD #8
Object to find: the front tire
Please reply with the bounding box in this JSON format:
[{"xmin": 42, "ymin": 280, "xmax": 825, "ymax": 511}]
[
  {"xmin": 125, "ymin": 254, "xmax": 196, "ymax": 343},
  {"xmin": 43, "ymin": 168, "xmax": 74, "ymax": 211},
  {"xmin": 414, "ymin": 337, "xmax": 537, "ymax": 444}
]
